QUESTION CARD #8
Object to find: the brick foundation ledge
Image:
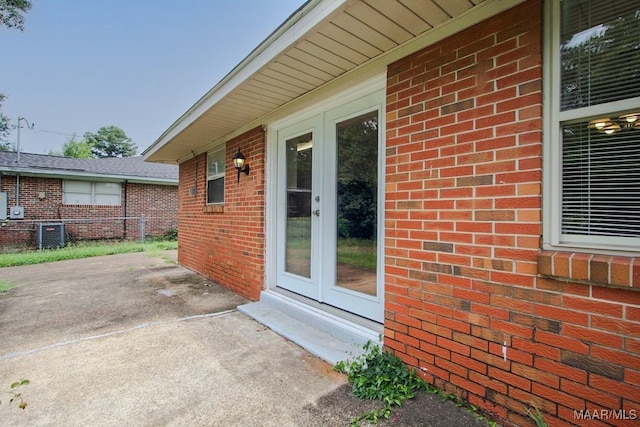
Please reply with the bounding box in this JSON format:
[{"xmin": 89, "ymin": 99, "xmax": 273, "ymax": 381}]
[{"xmin": 538, "ymin": 250, "xmax": 640, "ymax": 289}]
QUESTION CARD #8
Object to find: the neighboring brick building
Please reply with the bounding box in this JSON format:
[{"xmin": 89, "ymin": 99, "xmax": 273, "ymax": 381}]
[
  {"xmin": 144, "ymin": 1, "xmax": 640, "ymax": 425},
  {"xmin": 1, "ymin": 152, "xmax": 177, "ymax": 250}
]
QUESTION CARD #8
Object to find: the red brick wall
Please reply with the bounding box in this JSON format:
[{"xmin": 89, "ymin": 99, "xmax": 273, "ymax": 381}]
[
  {"xmin": 385, "ymin": 1, "xmax": 640, "ymax": 426},
  {"xmin": 177, "ymin": 126, "xmax": 265, "ymax": 301},
  {"xmin": 117, "ymin": 183, "xmax": 178, "ymax": 240},
  {"xmin": 0, "ymin": 175, "xmax": 177, "ymax": 249},
  {"xmin": 1, "ymin": 176, "xmax": 68, "ymax": 247},
  {"xmin": 1, "ymin": 175, "xmax": 64, "ymax": 220}
]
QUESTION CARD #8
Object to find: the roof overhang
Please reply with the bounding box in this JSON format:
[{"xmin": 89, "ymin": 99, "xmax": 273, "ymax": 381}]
[
  {"xmin": 0, "ymin": 167, "xmax": 177, "ymax": 185},
  {"xmin": 143, "ymin": 0, "xmax": 526, "ymax": 165}
]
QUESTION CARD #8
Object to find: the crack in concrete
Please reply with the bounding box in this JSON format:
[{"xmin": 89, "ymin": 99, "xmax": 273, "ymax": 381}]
[{"xmin": 1, "ymin": 309, "xmax": 237, "ymax": 360}]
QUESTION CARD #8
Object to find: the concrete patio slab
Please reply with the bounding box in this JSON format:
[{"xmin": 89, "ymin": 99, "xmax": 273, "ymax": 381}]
[
  {"xmin": 0, "ymin": 251, "xmax": 344, "ymax": 426},
  {"xmin": 0, "ymin": 250, "xmax": 490, "ymax": 426}
]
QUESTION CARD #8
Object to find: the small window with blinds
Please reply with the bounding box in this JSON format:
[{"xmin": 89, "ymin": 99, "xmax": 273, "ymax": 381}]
[
  {"xmin": 549, "ymin": 0, "xmax": 640, "ymax": 250},
  {"xmin": 207, "ymin": 146, "xmax": 225, "ymax": 204}
]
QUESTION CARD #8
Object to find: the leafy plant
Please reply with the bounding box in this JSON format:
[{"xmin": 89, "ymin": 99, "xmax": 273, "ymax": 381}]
[
  {"xmin": 335, "ymin": 340, "xmax": 498, "ymax": 426},
  {"xmin": 527, "ymin": 405, "xmax": 548, "ymax": 427},
  {"xmin": 334, "ymin": 340, "xmax": 427, "ymax": 425},
  {"xmin": 164, "ymin": 228, "xmax": 178, "ymax": 241},
  {"xmin": 1, "ymin": 379, "xmax": 29, "ymax": 410}
]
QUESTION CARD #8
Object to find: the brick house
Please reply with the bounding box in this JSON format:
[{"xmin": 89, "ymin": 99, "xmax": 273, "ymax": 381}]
[
  {"xmin": 1, "ymin": 152, "xmax": 177, "ymax": 250},
  {"xmin": 143, "ymin": 0, "xmax": 640, "ymax": 425}
]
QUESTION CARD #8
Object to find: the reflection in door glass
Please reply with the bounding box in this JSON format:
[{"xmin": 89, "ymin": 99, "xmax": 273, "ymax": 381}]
[
  {"xmin": 285, "ymin": 133, "xmax": 313, "ymax": 278},
  {"xmin": 336, "ymin": 111, "xmax": 378, "ymax": 296}
]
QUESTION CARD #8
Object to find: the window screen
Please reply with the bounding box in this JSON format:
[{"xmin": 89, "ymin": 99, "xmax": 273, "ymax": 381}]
[
  {"xmin": 63, "ymin": 181, "xmax": 92, "ymax": 204},
  {"xmin": 63, "ymin": 181, "xmax": 121, "ymax": 205},
  {"xmin": 94, "ymin": 182, "xmax": 121, "ymax": 205}
]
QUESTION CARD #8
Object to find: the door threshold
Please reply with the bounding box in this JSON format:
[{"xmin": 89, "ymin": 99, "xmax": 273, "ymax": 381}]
[{"xmin": 238, "ymin": 289, "xmax": 382, "ymax": 365}]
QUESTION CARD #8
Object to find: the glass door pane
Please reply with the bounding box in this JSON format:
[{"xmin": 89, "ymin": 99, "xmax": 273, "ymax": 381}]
[
  {"xmin": 285, "ymin": 132, "xmax": 313, "ymax": 278},
  {"xmin": 335, "ymin": 112, "xmax": 378, "ymax": 296},
  {"xmin": 275, "ymin": 90, "xmax": 384, "ymax": 321}
]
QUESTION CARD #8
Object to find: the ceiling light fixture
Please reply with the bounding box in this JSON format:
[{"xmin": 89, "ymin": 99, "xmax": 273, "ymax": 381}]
[{"xmin": 589, "ymin": 112, "xmax": 639, "ymax": 134}]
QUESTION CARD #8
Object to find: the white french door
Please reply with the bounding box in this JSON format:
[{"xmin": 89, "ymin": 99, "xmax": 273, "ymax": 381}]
[
  {"xmin": 276, "ymin": 90, "xmax": 384, "ymax": 322},
  {"xmin": 276, "ymin": 117, "xmax": 322, "ymax": 300}
]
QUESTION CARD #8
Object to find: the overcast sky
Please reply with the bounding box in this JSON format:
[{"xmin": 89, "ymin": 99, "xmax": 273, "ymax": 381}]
[{"xmin": 1, "ymin": 0, "xmax": 306, "ymax": 156}]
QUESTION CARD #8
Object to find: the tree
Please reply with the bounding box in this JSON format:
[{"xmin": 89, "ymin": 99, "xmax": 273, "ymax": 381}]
[
  {"xmin": 336, "ymin": 112, "xmax": 378, "ymax": 239},
  {"xmin": 0, "ymin": 93, "xmax": 12, "ymax": 151},
  {"xmin": 84, "ymin": 126, "xmax": 137, "ymax": 158},
  {"xmin": 62, "ymin": 135, "xmax": 92, "ymax": 158},
  {"xmin": 0, "ymin": 0, "xmax": 32, "ymax": 31}
]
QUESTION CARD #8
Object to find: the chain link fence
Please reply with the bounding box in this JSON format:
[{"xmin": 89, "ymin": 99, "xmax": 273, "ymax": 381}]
[{"xmin": 0, "ymin": 216, "xmax": 177, "ymax": 253}]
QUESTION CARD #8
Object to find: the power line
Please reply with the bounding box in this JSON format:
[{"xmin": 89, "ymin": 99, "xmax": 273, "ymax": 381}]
[
  {"xmin": 35, "ymin": 129, "xmax": 82, "ymax": 138},
  {"xmin": 12, "ymin": 126, "xmax": 80, "ymax": 138}
]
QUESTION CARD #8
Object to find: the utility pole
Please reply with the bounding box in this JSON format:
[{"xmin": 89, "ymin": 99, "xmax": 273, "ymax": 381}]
[
  {"xmin": 16, "ymin": 116, "xmax": 34, "ymax": 164},
  {"xmin": 13, "ymin": 117, "xmax": 34, "ymax": 217}
]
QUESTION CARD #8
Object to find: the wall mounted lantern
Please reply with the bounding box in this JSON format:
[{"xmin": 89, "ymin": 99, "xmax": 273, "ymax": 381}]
[{"xmin": 232, "ymin": 149, "xmax": 250, "ymax": 183}]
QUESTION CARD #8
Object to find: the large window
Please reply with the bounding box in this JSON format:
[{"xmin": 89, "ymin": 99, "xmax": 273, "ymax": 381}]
[
  {"xmin": 63, "ymin": 181, "xmax": 121, "ymax": 205},
  {"xmin": 207, "ymin": 146, "xmax": 225, "ymax": 204},
  {"xmin": 545, "ymin": 0, "xmax": 640, "ymax": 251}
]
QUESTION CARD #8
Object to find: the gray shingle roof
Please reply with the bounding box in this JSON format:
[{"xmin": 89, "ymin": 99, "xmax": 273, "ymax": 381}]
[{"xmin": 0, "ymin": 152, "xmax": 177, "ymax": 182}]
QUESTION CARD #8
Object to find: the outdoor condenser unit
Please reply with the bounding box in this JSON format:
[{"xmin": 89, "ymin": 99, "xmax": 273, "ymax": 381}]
[{"xmin": 37, "ymin": 223, "xmax": 65, "ymax": 250}]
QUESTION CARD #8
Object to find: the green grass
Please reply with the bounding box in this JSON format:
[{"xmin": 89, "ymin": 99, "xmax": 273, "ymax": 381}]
[
  {"xmin": 286, "ymin": 218, "xmax": 377, "ymax": 270},
  {"xmin": 0, "ymin": 240, "xmax": 178, "ymax": 268},
  {"xmin": 0, "ymin": 281, "xmax": 14, "ymax": 294},
  {"xmin": 286, "ymin": 217, "xmax": 312, "ymax": 250},
  {"xmin": 338, "ymin": 238, "xmax": 377, "ymax": 271}
]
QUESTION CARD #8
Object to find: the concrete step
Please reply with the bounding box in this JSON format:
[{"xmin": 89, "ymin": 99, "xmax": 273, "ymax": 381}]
[{"xmin": 238, "ymin": 290, "xmax": 382, "ymax": 365}]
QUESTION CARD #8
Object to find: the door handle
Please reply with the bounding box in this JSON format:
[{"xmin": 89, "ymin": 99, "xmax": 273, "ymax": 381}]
[{"xmin": 313, "ymin": 209, "xmax": 320, "ymax": 217}]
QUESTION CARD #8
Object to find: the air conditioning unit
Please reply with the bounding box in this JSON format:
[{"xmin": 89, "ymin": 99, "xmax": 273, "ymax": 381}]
[{"xmin": 37, "ymin": 223, "xmax": 65, "ymax": 250}]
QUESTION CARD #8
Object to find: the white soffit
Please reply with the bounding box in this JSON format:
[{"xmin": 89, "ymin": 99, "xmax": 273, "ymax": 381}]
[{"xmin": 144, "ymin": 0, "xmax": 525, "ymax": 164}]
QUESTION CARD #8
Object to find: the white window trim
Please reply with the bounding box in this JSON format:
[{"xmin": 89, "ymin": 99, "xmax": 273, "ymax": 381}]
[
  {"xmin": 206, "ymin": 145, "xmax": 226, "ymax": 205},
  {"xmin": 543, "ymin": 0, "xmax": 640, "ymax": 255}
]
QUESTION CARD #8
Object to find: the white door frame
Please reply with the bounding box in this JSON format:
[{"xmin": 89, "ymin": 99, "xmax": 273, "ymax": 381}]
[{"xmin": 265, "ymin": 74, "xmax": 386, "ymax": 322}]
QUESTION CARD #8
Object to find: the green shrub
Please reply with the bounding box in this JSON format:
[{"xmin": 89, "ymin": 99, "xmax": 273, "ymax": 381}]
[
  {"xmin": 334, "ymin": 340, "xmax": 497, "ymax": 426},
  {"xmin": 334, "ymin": 341, "xmax": 426, "ymax": 425}
]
